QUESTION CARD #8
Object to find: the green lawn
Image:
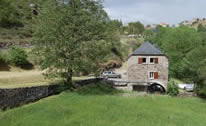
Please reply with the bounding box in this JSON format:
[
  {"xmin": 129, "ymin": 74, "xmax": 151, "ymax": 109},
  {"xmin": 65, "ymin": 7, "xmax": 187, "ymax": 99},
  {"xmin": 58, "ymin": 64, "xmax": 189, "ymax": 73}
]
[{"xmin": 0, "ymin": 84, "xmax": 206, "ymax": 126}]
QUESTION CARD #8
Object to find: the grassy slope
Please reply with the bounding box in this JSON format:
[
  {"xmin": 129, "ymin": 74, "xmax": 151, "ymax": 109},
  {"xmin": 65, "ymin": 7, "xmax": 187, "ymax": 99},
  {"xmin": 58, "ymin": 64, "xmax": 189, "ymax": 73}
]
[
  {"xmin": 0, "ymin": 63, "xmax": 91, "ymax": 88},
  {"xmin": 0, "ymin": 27, "xmax": 31, "ymax": 43},
  {"xmin": 0, "ymin": 84, "xmax": 206, "ymax": 126}
]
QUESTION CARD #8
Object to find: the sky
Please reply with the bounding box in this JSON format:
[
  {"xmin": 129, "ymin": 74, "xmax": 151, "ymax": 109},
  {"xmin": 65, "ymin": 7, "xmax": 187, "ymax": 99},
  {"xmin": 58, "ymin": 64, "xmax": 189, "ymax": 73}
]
[{"xmin": 103, "ymin": 0, "xmax": 206, "ymax": 25}]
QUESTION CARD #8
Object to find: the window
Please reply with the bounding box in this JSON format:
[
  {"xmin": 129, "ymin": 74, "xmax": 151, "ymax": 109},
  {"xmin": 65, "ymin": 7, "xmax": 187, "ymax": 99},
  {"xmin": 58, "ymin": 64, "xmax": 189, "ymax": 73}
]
[
  {"xmin": 149, "ymin": 72, "xmax": 158, "ymax": 79},
  {"xmin": 149, "ymin": 72, "xmax": 154, "ymax": 79},
  {"xmin": 150, "ymin": 58, "xmax": 158, "ymax": 64},
  {"xmin": 150, "ymin": 58, "xmax": 154, "ymax": 64},
  {"xmin": 138, "ymin": 58, "xmax": 147, "ymax": 64},
  {"xmin": 142, "ymin": 58, "xmax": 146, "ymax": 63}
]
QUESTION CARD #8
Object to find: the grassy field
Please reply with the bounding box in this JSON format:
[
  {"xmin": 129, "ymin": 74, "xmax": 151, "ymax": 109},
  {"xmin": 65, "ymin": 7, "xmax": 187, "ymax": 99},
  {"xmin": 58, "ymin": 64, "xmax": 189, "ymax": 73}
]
[
  {"xmin": 0, "ymin": 67, "xmax": 52, "ymax": 88},
  {"xmin": 0, "ymin": 84, "xmax": 206, "ymax": 126},
  {"xmin": 0, "ymin": 64, "xmax": 93, "ymax": 88}
]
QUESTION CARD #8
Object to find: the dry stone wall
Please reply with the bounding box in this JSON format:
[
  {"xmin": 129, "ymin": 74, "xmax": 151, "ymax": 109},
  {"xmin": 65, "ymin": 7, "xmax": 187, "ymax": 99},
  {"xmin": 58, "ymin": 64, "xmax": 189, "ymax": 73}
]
[
  {"xmin": 0, "ymin": 78, "xmax": 102, "ymax": 110},
  {"xmin": 0, "ymin": 85, "xmax": 61, "ymax": 110}
]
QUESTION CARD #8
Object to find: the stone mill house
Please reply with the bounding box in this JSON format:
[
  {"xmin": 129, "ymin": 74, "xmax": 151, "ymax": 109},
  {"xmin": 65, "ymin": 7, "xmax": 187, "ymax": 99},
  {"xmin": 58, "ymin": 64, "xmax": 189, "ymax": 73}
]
[{"xmin": 127, "ymin": 42, "xmax": 168, "ymax": 92}]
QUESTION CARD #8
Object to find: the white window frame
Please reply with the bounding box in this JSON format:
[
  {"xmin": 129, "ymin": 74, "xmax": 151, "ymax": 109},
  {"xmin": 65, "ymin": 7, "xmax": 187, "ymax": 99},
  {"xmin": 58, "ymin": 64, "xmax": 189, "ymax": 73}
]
[{"xmin": 149, "ymin": 72, "xmax": 155, "ymax": 80}]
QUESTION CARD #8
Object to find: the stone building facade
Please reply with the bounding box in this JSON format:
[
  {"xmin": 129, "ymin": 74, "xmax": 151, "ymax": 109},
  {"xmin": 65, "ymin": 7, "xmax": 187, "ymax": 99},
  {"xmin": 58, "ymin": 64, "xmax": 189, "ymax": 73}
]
[{"xmin": 127, "ymin": 42, "xmax": 168, "ymax": 92}]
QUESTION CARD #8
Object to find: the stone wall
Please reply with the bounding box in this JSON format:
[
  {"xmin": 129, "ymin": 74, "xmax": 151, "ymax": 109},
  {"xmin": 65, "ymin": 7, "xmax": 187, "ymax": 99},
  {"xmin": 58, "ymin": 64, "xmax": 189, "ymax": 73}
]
[
  {"xmin": 0, "ymin": 85, "xmax": 61, "ymax": 110},
  {"xmin": 0, "ymin": 78, "xmax": 102, "ymax": 110},
  {"xmin": 127, "ymin": 55, "xmax": 168, "ymax": 90}
]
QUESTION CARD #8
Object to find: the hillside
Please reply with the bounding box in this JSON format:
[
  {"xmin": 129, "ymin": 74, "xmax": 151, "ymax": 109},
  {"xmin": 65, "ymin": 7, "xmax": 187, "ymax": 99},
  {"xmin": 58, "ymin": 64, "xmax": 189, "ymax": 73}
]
[
  {"xmin": 0, "ymin": 27, "xmax": 32, "ymax": 48},
  {"xmin": 180, "ymin": 18, "xmax": 206, "ymax": 29}
]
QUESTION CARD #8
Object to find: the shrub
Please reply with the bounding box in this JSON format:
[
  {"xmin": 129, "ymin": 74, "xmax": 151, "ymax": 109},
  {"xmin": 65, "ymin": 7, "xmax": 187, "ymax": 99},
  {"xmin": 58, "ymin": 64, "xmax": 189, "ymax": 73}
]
[
  {"xmin": 8, "ymin": 46, "xmax": 29, "ymax": 67},
  {"xmin": 167, "ymin": 80, "xmax": 179, "ymax": 96},
  {"xmin": 196, "ymin": 81, "xmax": 206, "ymax": 98},
  {"xmin": 76, "ymin": 82, "xmax": 122, "ymax": 95},
  {"xmin": 0, "ymin": 51, "xmax": 7, "ymax": 63}
]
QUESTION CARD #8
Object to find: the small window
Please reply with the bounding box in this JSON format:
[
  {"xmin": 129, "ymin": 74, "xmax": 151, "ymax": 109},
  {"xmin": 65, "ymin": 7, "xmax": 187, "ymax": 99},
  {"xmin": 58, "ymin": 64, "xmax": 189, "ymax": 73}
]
[
  {"xmin": 149, "ymin": 72, "xmax": 158, "ymax": 79},
  {"xmin": 149, "ymin": 72, "xmax": 154, "ymax": 79},
  {"xmin": 150, "ymin": 58, "xmax": 154, "ymax": 64},
  {"xmin": 142, "ymin": 58, "xmax": 146, "ymax": 63},
  {"xmin": 138, "ymin": 58, "xmax": 147, "ymax": 64},
  {"xmin": 150, "ymin": 58, "xmax": 158, "ymax": 64}
]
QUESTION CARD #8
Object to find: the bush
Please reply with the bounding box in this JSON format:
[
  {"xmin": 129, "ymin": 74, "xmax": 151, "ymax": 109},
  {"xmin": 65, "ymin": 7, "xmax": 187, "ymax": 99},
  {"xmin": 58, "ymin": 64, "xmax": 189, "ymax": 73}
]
[
  {"xmin": 167, "ymin": 80, "xmax": 179, "ymax": 96},
  {"xmin": 76, "ymin": 82, "xmax": 122, "ymax": 95},
  {"xmin": 196, "ymin": 81, "xmax": 206, "ymax": 98},
  {"xmin": 0, "ymin": 51, "xmax": 7, "ymax": 63},
  {"xmin": 8, "ymin": 46, "xmax": 29, "ymax": 67}
]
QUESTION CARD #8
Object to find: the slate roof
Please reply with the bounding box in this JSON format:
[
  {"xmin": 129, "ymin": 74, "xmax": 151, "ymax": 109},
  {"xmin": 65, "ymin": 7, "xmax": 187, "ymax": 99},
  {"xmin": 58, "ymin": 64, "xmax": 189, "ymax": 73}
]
[{"xmin": 131, "ymin": 41, "xmax": 165, "ymax": 56}]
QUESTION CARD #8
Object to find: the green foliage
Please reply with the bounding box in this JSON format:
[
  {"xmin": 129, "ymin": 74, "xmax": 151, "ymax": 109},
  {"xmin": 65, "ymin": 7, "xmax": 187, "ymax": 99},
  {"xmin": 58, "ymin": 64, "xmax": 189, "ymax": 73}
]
[
  {"xmin": 183, "ymin": 46, "xmax": 206, "ymax": 96},
  {"xmin": 0, "ymin": 52, "xmax": 6, "ymax": 63},
  {"xmin": 33, "ymin": 0, "xmax": 113, "ymax": 84},
  {"xmin": 153, "ymin": 26, "xmax": 201, "ymax": 78},
  {"xmin": 152, "ymin": 26, "xmax": 206, "ymax": 97},
  {"xmin": 0, "ymin": 51, "xmax": 10, "ymax": 71},
  {"xmin": 0, "ymin": 0, "xmax": 31, "ymax": 27},
  {"xmin": 0, "ymin": 0, "xmax": 14, "ymax": 27},
  {"xmin": 76, "ymin": 82, "xmax": 122, "ymax": 95},
  {"xmin": 8, "ymin": 46, "xmax": 29, "ymax": 67},
  {"xmin": 167, "ymin": 80, "xmax": 179, "ymax": 96},
  {"xmin": 197, "ymin": 24, "xmax": 206, "ymax": 32},
  {"xmin": 144, "ymin": 29, "xmax": 155, "ymax": 42},
  {"xmin": 105, "ymin": 20, "xmax": 126, "ymax": 61},
  {"xmin": 127, "ymin": 21, "xmax": 145, "ymax": 34}
]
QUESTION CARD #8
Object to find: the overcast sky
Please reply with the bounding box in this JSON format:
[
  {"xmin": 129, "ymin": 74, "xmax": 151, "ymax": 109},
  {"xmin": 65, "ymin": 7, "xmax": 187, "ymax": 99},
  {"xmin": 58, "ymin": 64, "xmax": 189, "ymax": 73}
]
[{"xmin": 103, "ymin": 0, "xmax": 206, "ymax": 25}]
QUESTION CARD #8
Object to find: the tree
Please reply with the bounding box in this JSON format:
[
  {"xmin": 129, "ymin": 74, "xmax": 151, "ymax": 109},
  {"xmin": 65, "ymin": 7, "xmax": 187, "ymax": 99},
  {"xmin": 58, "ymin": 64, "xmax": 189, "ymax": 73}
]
[
  {"xmin": 144, "ymin": 29, "xmax": 155, "ymax": 42},
  {"xmin": 182, "ymin": 46, "xmax": 206, "ymax": 97},
  {"xmin": 128, "ymin": 21, "xmax": 145, "ymax": 34},
  {"xmin": 33, "ymin": 0, "xmax": 112, "ymax": 86},
  {"xmin": 197, "ymin": 24, "xmax": 206, "ymax": 32},
  {"xmin": 153, "ymin": 26, "xmax": 202, "ymax": 79},
  {"xmin": 0, "ymin": 0, "xmax": 16, "ymax": 27}
]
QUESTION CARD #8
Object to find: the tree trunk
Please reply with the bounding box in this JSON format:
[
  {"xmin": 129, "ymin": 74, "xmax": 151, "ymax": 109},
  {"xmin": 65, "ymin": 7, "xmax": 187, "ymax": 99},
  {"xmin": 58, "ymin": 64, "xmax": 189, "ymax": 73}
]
[{"xmin": 65, "ymin": 68, "xmax": 73, "ymax": 87}]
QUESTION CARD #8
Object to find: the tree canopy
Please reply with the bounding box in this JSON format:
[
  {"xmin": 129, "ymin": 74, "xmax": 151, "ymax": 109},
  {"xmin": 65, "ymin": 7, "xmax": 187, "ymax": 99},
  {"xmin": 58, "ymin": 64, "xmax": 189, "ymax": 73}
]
[
  {"xmin": 127, "ymin": 21, "xmax": 145, "ymax": 35},
  {"xmin": 152, "ymin": 26, "xmax": 206, "ymax": 96},
  {"xmin": 33, "ymin": 0, "xmax": 115, "ymax": 85}
]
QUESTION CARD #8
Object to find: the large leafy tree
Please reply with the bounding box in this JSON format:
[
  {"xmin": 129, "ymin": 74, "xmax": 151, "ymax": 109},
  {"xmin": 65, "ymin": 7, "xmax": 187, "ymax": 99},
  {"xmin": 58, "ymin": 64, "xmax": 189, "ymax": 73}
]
[
  {"xmin": 153, "ymin": 26, "xmax": 202, "ymax": 78},
  {"xmin": 128, "ymin": 21, "xmax": 145, "ymax": 35},
  {"xmin": 180, "ymin": 45, "xmax": 206, "ymax": 97},
  {"xmin": 197, "ymin": 24, "xmax": 206, "ymax": 32},
  {"xmin": 0, "ymin": 0, "xmax": 16, "ymax": 27},
  {"xmin": 33, "ymin": 0, "xmax": 112, "ymax": 85},
  {"xmin": 152, "ymin": 26, "xmax": 206, "ymax": 97}
]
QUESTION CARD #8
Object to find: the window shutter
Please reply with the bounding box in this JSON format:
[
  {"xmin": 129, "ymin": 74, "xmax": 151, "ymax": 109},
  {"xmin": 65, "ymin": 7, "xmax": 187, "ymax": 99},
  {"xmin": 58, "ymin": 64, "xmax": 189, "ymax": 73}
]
[
  {"xmin": 138, "ymin": 58, "xmax": 142, "ymax": 64},
  {"xmin": 155, "ymin": 58, "xmax": 158, "ymax": 64},
  {"xmin": 154, "ymin": 72, "xmax": 158, "ymax": 79}
]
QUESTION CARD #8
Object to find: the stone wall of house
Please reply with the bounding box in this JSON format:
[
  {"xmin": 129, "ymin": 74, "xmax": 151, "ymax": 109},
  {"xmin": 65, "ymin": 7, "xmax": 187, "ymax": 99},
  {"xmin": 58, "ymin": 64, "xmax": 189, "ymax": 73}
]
[{"xmin": 127, "ymin": 55, "xmax": 168, "ymax": 90}]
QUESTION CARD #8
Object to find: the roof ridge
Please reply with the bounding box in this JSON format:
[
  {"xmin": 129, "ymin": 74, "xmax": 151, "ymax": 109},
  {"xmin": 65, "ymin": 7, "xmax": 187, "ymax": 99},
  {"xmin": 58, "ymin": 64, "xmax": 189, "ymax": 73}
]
[{"xmin": 131, "ymin": 41, "xmax": 165, "ymax": 56}]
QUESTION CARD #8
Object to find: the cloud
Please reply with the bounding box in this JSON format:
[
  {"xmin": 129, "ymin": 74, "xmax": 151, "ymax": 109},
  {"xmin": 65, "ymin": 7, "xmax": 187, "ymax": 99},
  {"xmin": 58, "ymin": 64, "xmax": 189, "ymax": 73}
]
[{"xmin": 103, "ymin": 0, "xmax": 206, "ymax": 25}]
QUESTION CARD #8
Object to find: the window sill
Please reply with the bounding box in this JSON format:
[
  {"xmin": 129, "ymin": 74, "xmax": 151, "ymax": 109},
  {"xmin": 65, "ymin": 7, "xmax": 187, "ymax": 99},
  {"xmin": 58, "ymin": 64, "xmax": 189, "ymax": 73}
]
[{"xmin": 149, "ymin": 78, "xmax": 158, "ymax": 80}]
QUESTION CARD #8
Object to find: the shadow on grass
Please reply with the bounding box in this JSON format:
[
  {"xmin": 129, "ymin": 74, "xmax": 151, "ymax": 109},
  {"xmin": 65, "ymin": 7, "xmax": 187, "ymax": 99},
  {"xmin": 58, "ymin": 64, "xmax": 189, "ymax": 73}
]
[
  {"xmin": 75, "ymin": 81, "xmax": 122, "ymax": 96},
  {"xmin": 0, "ymin": 61, "xmax": 10, "ymax": 71},
  {"xmin": 20, "ymin": 62, "xmax": 34, "ymax": 70}
]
